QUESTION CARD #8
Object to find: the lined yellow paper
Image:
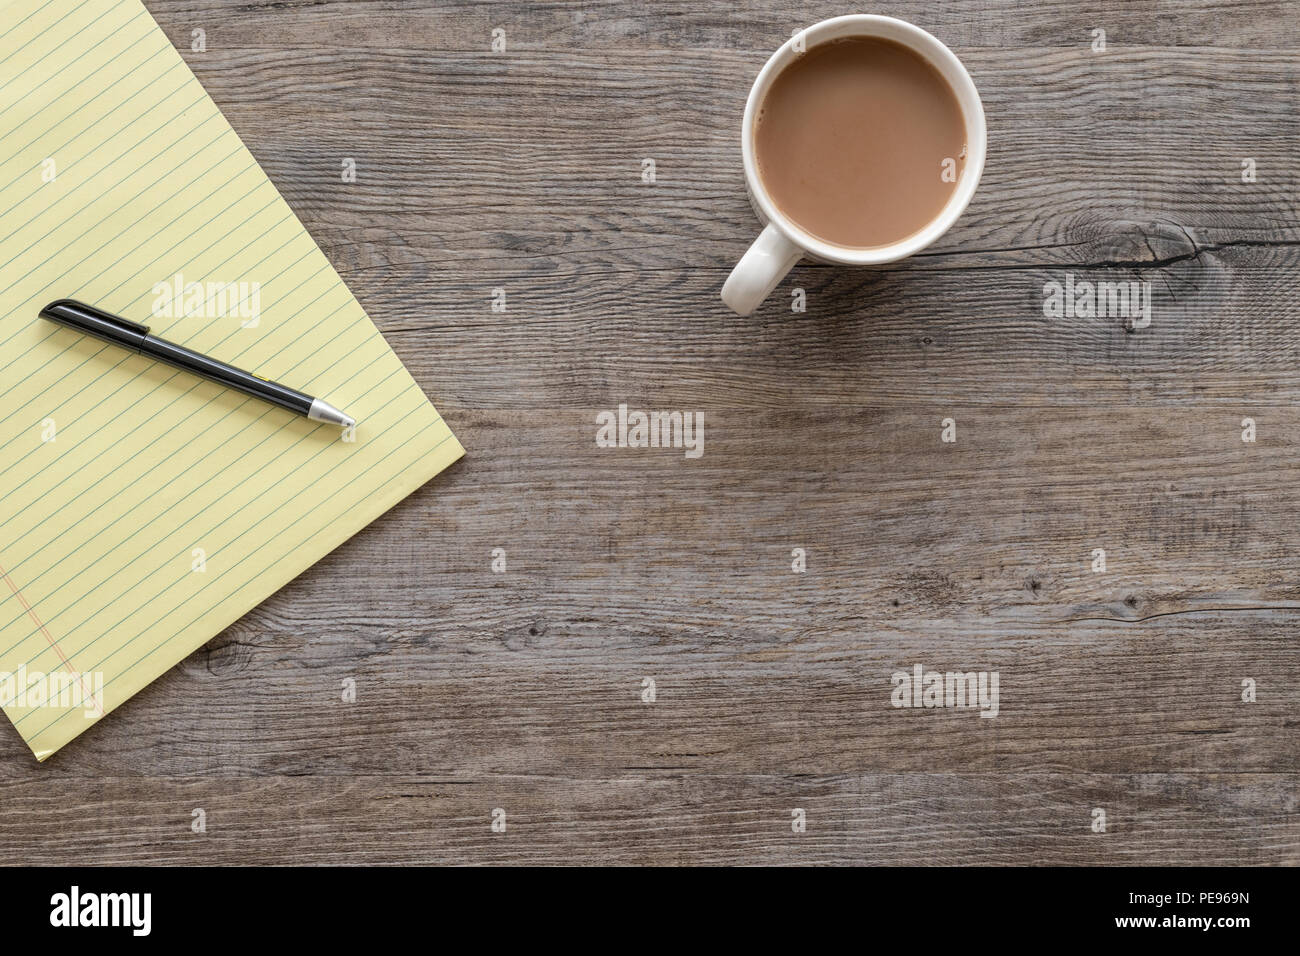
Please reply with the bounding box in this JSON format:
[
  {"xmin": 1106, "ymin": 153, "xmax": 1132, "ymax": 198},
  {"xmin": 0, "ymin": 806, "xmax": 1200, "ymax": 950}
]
[{"xmin": 0, "ymin": 0, "xmax": 463, "ymax": 759}]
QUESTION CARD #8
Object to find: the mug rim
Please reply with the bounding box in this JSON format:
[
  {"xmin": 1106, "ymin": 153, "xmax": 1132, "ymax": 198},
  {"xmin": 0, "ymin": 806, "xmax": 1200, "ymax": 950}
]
[{"xmin": 740, "ymin": 14, "xmax": 987, "ymax": 265}]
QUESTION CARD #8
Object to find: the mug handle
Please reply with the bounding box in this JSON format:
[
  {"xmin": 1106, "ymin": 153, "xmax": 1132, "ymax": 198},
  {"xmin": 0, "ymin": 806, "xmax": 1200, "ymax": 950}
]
[{"xmin": 721, "ymin": 223, "xmax": 803, "ymax": 316}]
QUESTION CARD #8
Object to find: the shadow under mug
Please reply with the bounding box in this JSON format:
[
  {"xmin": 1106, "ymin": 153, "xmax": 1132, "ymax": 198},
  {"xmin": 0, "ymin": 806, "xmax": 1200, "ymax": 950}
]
[{"xmin": 720, "ymin": 15, "xmax": 987, "ymax": 317}]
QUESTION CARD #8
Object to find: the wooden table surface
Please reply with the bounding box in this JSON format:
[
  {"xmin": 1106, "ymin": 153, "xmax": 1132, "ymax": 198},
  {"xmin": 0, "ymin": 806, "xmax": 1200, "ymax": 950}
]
[{"xmin": 2, "ymin": 0, "xmax": 1297, "ymax": 866}]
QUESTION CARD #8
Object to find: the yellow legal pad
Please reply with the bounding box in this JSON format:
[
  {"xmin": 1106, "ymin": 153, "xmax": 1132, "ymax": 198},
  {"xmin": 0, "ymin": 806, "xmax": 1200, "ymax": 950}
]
[{"xmin": 0, "ymin": 0, "xmax": 463, "ymax": 759}]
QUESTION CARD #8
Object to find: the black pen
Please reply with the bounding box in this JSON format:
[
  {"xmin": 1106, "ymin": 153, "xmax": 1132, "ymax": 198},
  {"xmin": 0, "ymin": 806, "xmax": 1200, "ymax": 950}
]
[{"xmin": 39, "ymin": 299, "xmax": 355, "ymax": 428}]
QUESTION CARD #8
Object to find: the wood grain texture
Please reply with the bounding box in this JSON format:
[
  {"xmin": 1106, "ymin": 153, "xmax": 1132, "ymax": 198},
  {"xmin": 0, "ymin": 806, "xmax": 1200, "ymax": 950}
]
[
  {"xmin": 0, "ymin": 773, "xmax": 1293, "ymax": 865},
  {"xmin": 0, "ymin": 0, "xmax": 1296, "ymax": 865}
]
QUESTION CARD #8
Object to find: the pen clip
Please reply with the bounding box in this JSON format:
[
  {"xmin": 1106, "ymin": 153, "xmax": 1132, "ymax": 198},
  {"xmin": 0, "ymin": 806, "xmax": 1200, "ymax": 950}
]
[{"xmin": 40, "ymin": 299, "xmax": 151, "ymax": 334}]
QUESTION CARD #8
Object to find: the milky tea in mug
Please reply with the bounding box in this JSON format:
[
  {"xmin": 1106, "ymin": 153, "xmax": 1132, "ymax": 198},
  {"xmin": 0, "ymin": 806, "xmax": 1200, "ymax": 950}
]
[{"xmin": 753, "ymin": 35, "xmax": 967, "ymax": 249}]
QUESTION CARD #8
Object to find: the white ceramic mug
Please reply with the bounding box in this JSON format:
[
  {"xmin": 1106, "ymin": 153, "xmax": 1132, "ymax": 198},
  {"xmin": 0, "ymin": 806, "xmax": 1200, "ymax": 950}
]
[{"xmin": 720, "ymin": 15, "xmax": 987, "ymax": 316}]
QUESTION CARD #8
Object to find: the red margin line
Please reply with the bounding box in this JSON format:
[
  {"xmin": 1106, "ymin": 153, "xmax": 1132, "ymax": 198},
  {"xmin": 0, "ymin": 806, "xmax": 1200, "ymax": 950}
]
[{"xmin": 0, "ymin": 561, "xmax": 102, "ymax": 719}]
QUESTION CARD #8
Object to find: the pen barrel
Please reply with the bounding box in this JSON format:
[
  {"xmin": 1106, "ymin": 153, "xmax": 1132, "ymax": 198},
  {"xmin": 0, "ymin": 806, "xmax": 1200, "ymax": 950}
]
[
  {"xmin": 40, "ymin": 299, "xmax": 149, "ymax": 350},
  {"xmin": 141, "ymin": 335, "xmax": 314, "ymax": 417}
]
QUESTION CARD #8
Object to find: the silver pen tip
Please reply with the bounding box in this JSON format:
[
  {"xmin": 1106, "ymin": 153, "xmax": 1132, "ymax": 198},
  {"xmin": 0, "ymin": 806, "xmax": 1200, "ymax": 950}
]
[{"xmin": 308, "ymin": 397, "xmax": 355, "ymax": 428}]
